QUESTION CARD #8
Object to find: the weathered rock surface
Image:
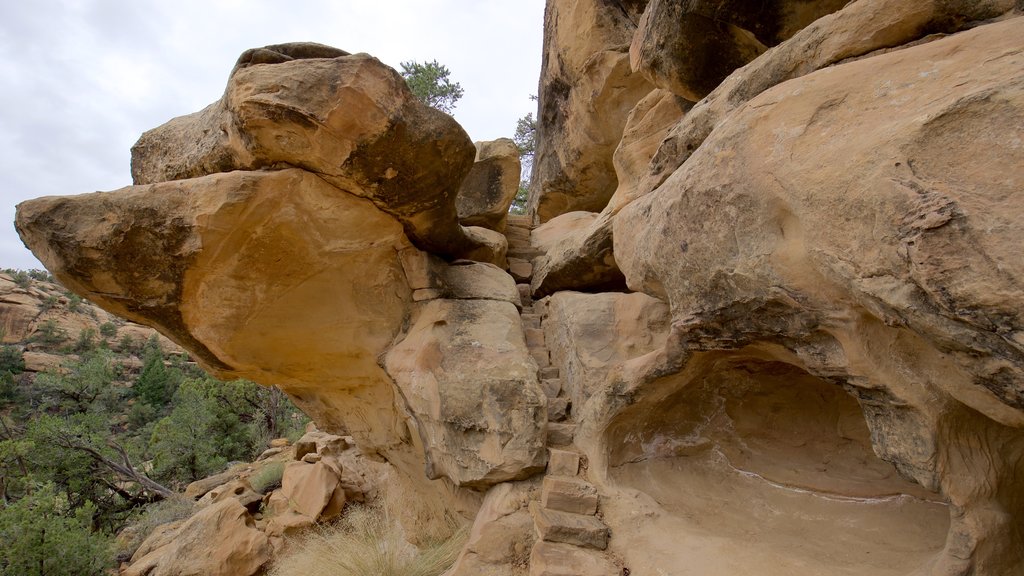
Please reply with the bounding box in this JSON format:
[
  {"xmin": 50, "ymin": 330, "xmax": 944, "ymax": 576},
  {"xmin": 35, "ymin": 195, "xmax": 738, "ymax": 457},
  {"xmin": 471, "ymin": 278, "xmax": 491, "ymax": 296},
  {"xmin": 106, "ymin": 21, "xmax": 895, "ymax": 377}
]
[
  {"xmin": 529, "ymin": 0, "xmax": 653, "ymax": 221},
  {"xmin": 629, "ymin": 0, "xmax": 848, "ymax": 101},
  {"xmin": 544, "ymin": 291, "xmax": 670, "ymax": 413},
  {"xmin": 449, "ymin": 481, "xmax": 537, "ymax": 576},
  {"xmin": 131, "ymin": 43, "xmax": 493, "ymax": 262},
  {"xmin": 124, "ymin": 499, "xmax": 272, "ymax": 576},
  {"xmin": 600, "ymin": 15, "xmax": 1024, "ymax": 576},
  {"xmin": 637, "ymin": 0, "xmax": 1024, "ymax": 201},
  {"xmin": 16, "ymin": 43, "xmax": 545, "ymax": 512},
  {"xmin": 384, "ymin": 298, "xmax": 547, "ymax": 488},
  {"xmin": 279, "ymin": 461, "xmax": 346, "ymax": 520},
  {"xmin": 457, "ymin": 138, "xmax": 522, "ymax": 232}
]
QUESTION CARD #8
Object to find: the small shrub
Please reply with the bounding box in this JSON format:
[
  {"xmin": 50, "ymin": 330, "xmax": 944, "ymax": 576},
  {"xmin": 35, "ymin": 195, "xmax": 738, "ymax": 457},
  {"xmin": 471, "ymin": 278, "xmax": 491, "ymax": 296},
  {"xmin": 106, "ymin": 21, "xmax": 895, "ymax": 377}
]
[
  {"xmin": 270, "ymin": 500, "xmax": 467, "ymax": 576},
  {"xmin": 32, "ymin": 319, "xmax": 68, "ymax": 345},
  {"xmin": 99, "ymin": 322, "xmax": 118, "ymax": 339},
  {"xmin": 249, "ymin": 461, "xmax": 285, "ymax": 494},
  {"xmin": 0, "ymin": 345, "xmax": 24, "ymax": 375},
  {"xmin": 67, "ymin": 294, "xmax": 83, "ymax": 313},
  {"xmin": 9, "ymin": 270, "xmax": 31, "ymax": 289},
  {"xmin": 40, "ymin": 294, "xmax": 59, "ymax": 311},
  {"xmin": 27, "ymin": 269, "xmax": 54, "ymax": 283},
  {"xmin": 73, "ymin": 328, "xmax": 97, "ymax": 353}
]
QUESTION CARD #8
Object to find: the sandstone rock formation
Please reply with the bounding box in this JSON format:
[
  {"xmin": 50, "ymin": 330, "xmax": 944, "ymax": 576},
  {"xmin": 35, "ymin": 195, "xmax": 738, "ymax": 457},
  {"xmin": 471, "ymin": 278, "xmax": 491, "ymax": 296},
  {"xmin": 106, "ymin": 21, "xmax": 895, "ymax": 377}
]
[
  {"xmin": 16, "ymin": 44, "xmax": 545, "ymax": 514},
  {"xmin": 529, "ymin": 0, "xmax": 653, "ymax": 221},
  {"xmin": 131, "ymin": 42, "xmax": 494, "ymax": 263},
  {"xmin": 14, "ymin": 2, "xmax": 1024, "ymax": 574},
  {"xmin": 456, "ymin": 138, "xmax": 522, "ymax": 232},
  {"xmin": 124, "ymin": 499, "xmax": 272, "ymax": 576}
]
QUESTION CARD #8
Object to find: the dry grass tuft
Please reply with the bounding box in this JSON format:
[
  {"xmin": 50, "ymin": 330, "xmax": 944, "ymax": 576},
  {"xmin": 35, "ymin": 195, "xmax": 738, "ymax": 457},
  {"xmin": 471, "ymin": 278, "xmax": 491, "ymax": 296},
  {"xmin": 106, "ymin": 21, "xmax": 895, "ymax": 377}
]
[{"xmin": 269, "ymin": 500, "xmax": 467, "ymax": 576}]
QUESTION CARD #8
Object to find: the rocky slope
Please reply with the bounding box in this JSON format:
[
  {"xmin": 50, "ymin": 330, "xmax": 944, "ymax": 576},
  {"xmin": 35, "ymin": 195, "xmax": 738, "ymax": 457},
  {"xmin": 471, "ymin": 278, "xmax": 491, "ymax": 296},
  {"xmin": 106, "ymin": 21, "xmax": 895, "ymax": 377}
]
[{"xmin": 14, "ymin": 2, "xmax": 1024, "ymax": 575}]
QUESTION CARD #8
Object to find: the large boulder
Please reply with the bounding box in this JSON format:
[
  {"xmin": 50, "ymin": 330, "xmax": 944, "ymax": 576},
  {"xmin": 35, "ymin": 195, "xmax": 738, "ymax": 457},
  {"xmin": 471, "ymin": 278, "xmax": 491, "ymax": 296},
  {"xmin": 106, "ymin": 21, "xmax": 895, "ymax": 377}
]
[
  {"xmin": 611, "ymin": 17, "xmax": 1024, "ymax": 574},
  {"xmin": 131, "ymin": 43, "xmax": 493, "ymax": 262},
  {"xmin": 456, "ymin": 138, "xmax": 522, "ymax": 232},
  {"xmin": 123, "ymin": 499, "xmax": 272, "ymax": 576},
  {"xmin": 384, "ymin": 298, "xmax": 547, "ymax": 488},
  {"xmin": 16, "ymin": 43, "xmax": 543, "ymax": 504}
]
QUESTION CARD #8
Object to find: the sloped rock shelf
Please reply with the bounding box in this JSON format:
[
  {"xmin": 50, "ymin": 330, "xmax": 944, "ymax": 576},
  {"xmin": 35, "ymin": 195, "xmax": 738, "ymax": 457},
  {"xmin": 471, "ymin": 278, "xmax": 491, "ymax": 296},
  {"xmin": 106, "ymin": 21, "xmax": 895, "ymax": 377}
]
[{"xmin": 603, "ymin": 358, "xmax": 950, "ymax": 575}]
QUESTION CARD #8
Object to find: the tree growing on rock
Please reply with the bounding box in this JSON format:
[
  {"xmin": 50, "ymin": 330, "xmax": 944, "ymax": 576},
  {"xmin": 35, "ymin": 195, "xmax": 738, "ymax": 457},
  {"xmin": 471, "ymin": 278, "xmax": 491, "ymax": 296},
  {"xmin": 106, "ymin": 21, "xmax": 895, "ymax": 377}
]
[
  {"xmin": 399, "ymin": 60, "xmax": 464, "ymax": 114},
  {"xmin": 510, "ymin": 99, "xmax": 537, "ymax": 214}
]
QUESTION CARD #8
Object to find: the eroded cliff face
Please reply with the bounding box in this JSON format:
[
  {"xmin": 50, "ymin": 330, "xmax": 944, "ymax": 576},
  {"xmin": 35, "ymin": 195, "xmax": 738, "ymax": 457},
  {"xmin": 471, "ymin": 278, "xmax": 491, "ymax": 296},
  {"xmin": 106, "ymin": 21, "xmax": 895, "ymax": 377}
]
[{"xmin": 13, "ymin": 2, "xmax": 1024, "ymax": 575}]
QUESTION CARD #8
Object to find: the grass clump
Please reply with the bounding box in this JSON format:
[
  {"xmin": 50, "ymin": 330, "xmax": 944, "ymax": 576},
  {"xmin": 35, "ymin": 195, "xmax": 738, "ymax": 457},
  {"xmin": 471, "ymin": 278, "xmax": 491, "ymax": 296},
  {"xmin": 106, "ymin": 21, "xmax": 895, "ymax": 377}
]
[
  {"xmin": 250, "ymin": 461, "xmax": 286, "ymax": 494},
  {"xmin": 115, "ymin": 496, "xmax": 195, "ymax": 563},
  {"xmin": 270, "ymin": 500, "xmax": 467, "ymax": 576}
]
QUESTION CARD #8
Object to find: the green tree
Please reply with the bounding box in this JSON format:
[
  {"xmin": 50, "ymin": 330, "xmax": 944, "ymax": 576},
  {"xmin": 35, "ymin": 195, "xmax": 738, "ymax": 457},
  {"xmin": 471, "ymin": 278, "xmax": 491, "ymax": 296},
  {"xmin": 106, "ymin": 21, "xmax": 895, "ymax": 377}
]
[
  {"xmin": 31, "ymin": 320, "xmax": 67, "ymax": 346},
  {"xmin": 400, "ymin": 60, "xmax": 464, "ymax": 113},
  {"xmin": 134, "ymin": 340, "xmax": 180, "ymax": 408},
  {"xmin": 511, "ymin": 99, "xmax": 538, "ymax": 215},
  {"xmin": 0, "ymin": 483, "xmax": 112, "ymax": 576},
  {"xmin": 34, "ymin": 350, "xmax": 120, "ymax": 415},
  {"xmin": 148, "ymin": 382, "xmax": 227, "ymax": 484},
  {"xmin": 0, "ymin": 346, "xmax": 24, "ymax": 377}
]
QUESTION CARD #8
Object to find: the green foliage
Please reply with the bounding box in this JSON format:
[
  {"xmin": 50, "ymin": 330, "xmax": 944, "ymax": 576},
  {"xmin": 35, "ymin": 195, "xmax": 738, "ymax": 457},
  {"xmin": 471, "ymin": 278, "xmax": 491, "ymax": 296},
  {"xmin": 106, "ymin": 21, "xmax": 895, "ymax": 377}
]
[
  {"xmin": 0, "ymin": 347, "xmax": 26, "ymax": 404},
  {"xmin": 39, "ymin": 295, "xmax": 58, "ymax": 312},
  {"xmin": 118, "ymin": 333, "xmax": 138, "ymax": 355},
  {"xmin": 7, "ymin": 270, "xmax": 31, "ymax": 289},
  {"xmin": 26, "ymin": 269, "xmax": 53, "ymax": 283},
  {"xmin": 510, "ymin": 185, "xmax": 529, "ymax": 215},
  {"xmin": 510, "ymin": 101, "xmax": 537, "ymax": 215},
  {"xmin": 31, "ymin": 319, "xmax": 67, "ymax": 346},
  {"xmin": 148, "ymin": 381, "xmax": 228, "ymax": 484},
  {"xmin": 399, "ymin": 60, "xmax": 464, "ymax": 114},
  {"xmin": 34, "ymin": 350, "xmax": 119, "ymax": 415},
  {"xmin": 0, "ymin": 346, "xmax": 24, "ymax": 376},
  {"xmin": 73, "ymin": 328, "xmax": 97, "ymax": 353},
  {"xmin": 134, "ymin": 342, "xmax": 180, "ymax": 408},
  {"xmin": 513, "ymin": 112, "xmax": 536, "ymax": 159},
  {"xmin": 0, "ymin": 483, "xmax": 112, "ymax": 576},
  {"xmin": 66, "ymin": 294, "xmax": 83, "ymax": 313},
  {"xmin": 99, "ymin": 322, "xmax": 118, "ymax": 339},
  {"xmin": 115, "ymin": 496, "xmax": 194, "ymax": 563},
  {"xmin": 249, "ymin": 461, "xmax": 285, "ymax": 494}
]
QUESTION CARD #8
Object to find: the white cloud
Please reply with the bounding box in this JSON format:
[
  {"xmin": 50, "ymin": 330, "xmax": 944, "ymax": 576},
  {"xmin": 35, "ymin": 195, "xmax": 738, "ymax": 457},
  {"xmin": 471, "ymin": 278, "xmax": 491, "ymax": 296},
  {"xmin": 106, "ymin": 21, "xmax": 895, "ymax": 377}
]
[{"xmin": 1, "ymin": 0, "xmax": 544, "ymax": 269}]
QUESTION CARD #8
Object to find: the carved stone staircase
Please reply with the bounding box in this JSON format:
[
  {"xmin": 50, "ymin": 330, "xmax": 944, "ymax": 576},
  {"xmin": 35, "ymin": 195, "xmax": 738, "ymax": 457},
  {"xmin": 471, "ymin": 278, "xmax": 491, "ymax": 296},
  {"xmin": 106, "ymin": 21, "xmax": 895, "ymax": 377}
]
[{"xmin": 504, "ymin": 215, "xmax": 620, "ymax": 576}]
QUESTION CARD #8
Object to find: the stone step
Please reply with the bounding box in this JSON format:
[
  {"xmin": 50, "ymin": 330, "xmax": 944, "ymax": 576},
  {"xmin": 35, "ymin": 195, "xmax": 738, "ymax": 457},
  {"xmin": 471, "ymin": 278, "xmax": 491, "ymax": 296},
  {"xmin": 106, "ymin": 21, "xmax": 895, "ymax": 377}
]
[
  {"xmin": 508, "ymin": 257, "xmax": 533, "ymax": 282},
  {"xmin": 542, "ymin": 475, "xmax": 598, "ymax": 515},
  {"xmin": 539, "ymin": 366, "xmax": 560, "ymax": 380},
  {"xmin": 540, "ymin": 378, "xmax": 561, "ymax": 399},
  {"xmin": 524, "ymin": 327, "xmax": 545, "ymax": 348},
  {"xmin": 547, "ymin": 421, "xmax": 576, "ymax": 446},
  {"xmin": 520, "ymin": 313, "xmax": 541, "ymax": 330},
  {"xmin": 507, "ymin": 248, "xmax": 544, "ymax": 260},
  {"xmin": 530, "ymin": 348, "xmax": 551, "ymax": 367},
  {"xmin": 506, "ymin": 215, "xmax": 533, "ymax": 228},
  {"xmin": 547, "ymin": 448, "xmax": 581, "ymax": 477},
  {"xmin": 505, "ymin": 224, "xmax": 531, "ymax": 235},
  {"xmin": 505, "ymin": 231, "xmax": 532, "ymax": 245},
  {"xmin": 547, "ymin": 397, "xmax": 569, "ymax": 422},
  {"xmin": 530, "ymin": 502, "xmax": 609, "ymax": 550},
  {"xmin": 529, "ymin": 541, "xmax": 619, "ymax": 576},
  {"xmin": 517, "ymin": 285, "xmax": 533, "ymax": 307}
]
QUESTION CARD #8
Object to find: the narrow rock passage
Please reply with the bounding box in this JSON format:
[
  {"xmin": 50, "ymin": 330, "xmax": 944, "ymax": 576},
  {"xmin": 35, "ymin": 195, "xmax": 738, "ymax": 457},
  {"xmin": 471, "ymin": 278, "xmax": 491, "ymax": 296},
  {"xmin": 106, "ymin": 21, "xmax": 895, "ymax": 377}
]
[{"xmin": 504, "ymin": 214, "xmax": 620, "ymax": 576}]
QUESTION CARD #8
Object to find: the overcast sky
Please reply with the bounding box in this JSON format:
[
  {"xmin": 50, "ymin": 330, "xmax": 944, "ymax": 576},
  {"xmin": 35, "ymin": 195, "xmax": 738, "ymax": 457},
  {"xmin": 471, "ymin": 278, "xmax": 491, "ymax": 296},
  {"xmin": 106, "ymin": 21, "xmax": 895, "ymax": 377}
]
[{"xmin": 0, "ymin": 0, "xmax": 545, "ymax": 269}]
